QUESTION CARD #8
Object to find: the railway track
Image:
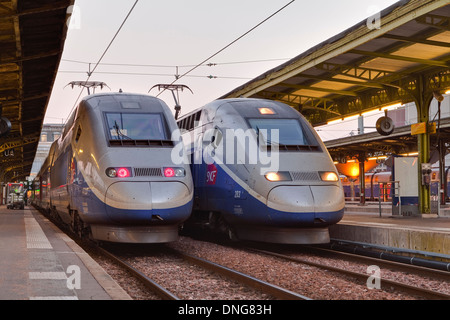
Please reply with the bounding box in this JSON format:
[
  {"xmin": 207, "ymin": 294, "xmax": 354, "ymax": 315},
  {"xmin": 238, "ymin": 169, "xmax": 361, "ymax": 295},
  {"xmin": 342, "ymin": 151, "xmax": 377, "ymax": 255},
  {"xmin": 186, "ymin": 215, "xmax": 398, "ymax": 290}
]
[
  {"xmin": 246, "ymin": 246, "xmax": 450, "ymax": 300},
  {"xmin": 98, "ymin": 246, "xmax": 179, "ymax": 300},
  {"xmin": 310, "ymin": 244, "xmax": 450, "ymax": 282},
  {"xmin": 41, "ymin": 205, "xmax": 448, "ymax": 300},
  {"xmin": 97, "ymin": 245, "xmax": 311, "ymax": 300}
]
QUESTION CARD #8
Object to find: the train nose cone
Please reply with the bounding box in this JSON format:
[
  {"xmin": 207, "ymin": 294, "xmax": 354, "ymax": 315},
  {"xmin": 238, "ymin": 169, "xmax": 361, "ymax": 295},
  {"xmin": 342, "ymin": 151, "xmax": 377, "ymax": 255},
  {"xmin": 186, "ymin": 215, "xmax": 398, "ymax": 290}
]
[
  {"xmin": 311, "ymin": 185, "xmax": 345, "ymax": 224},
  {"xmin": 104, "ymin": 181, "xmax": 192, "ymax": 223},
  {"xmin": 267, "ymin": 186, "xmax": 315, "ymax": 213},
  {"xmin": 267, "ymin": 185, "xmax": 344, "ymax": 225}
]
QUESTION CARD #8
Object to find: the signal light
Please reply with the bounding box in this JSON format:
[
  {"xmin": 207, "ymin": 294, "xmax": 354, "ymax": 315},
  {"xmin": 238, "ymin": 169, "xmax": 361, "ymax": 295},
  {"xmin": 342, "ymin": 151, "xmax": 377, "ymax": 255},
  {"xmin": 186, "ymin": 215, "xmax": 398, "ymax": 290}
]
[
  {"xmin": 105, "ymin": 167, "xmax": 132, "ymax": 178},
  {"xmin": 117, "ymin": 167, "xmax": 131, "ymax": 178},
  {"xmin": 164, "ymin": 167, "xmax": 175, "ymax": 177},
  {"xmin": 163, "ymin": 167, "xmax": 185, "ymax": 177},
  {"xmin": 258, "ymin": 107, "xmax": 275, "ymax": 115}
]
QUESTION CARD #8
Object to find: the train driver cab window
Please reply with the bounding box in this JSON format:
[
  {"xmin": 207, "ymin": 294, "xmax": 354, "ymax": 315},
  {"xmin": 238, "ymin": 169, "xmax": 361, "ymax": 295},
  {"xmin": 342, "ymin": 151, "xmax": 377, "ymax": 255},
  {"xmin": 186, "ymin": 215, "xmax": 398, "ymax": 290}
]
[
  {"xmin": 105, "ymin": 113, "xmax": 168, "ymax": 141},
  {"xmin": 248, "ymin": 118, "xmax": 316, "ymax": 147}
]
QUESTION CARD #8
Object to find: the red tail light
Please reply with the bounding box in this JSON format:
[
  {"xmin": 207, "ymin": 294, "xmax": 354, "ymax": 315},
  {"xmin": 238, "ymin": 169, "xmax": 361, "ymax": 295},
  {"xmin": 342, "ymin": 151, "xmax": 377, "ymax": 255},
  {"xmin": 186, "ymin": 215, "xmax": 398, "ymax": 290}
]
[
  {"xmin": 105, "ymin": 167, "xmax": 132, "ymax": 178},
  {"xmin": 164, "ymin": 167, "xmax": 175, "ymax": 177},
  {"xmin": 117, "ymin": 167, "xmax": 131, "ymax": 178},
  {"xmin": 163, "ymin": 167, "xmax": 185, "ymax": 177}
]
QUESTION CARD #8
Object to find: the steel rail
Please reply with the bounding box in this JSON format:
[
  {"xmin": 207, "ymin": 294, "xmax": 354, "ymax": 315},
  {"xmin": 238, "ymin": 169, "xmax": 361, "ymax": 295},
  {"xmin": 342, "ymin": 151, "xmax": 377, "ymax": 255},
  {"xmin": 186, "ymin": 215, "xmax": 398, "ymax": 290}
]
[
  {"xmin": 169, "ymin": 248, "xmax": 312, "ymax": 300},
  {"xmin": 98, "ymin": 247, "xmax": 180, "ymax": 300},
  {"xmin": 307, "ymin": 245, "xmax": 450, "ymax": 282},
  {"xmin": 248, "ymin": 248, "xmax": 450, "ymax": 300}
]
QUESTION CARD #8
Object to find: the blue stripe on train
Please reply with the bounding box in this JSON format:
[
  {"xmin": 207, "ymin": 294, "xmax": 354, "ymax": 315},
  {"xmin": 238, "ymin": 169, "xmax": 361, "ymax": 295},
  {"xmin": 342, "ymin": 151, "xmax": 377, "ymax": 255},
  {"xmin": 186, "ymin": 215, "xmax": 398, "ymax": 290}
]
[{"xmin": 193, "ymin": 162, "xmax": 344, "ymax": 227}]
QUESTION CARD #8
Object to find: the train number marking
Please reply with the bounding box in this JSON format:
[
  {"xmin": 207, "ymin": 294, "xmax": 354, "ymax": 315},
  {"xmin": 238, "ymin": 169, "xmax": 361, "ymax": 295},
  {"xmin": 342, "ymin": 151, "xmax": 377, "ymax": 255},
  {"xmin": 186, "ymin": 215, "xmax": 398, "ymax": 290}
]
[{"xmin": 234, "ymin": 190, "xmax": 241, "ymax": 198}]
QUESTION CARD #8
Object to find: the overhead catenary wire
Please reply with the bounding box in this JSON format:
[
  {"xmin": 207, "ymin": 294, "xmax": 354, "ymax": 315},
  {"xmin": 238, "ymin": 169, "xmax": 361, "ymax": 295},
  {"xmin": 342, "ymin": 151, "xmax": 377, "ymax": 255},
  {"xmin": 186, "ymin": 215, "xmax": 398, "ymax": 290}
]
[
  {"xmin": 61, "ymin": 57, "xmax": 291, "ymax": 69},
  {"xmin": 154, "ymin": 0, "xmax": 296, "ymax": 98},
  {"xmin": 64, "ymin": 0, "xmax": 140, "ymax": 124},
  {"xmin": 59, "ymin": 70, "xmax": 254, "ymax": 80}
]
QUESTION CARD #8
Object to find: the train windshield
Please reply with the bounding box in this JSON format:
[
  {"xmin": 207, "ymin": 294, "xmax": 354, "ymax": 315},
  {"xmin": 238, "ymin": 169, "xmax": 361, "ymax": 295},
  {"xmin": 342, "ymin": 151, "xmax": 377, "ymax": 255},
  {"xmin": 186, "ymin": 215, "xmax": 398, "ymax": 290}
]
[
  {"xmin": 248, "ymin": 118, "xmax": 317, "ymax": 147},
  {"xmin": 105, "ymin": 113, "xmax": 168, "ymax": 140}
]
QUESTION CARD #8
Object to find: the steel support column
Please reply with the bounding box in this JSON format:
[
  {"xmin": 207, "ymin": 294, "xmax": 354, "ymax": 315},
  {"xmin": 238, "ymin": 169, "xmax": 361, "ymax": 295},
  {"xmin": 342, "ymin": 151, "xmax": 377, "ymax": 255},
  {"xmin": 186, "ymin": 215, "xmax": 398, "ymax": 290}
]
[
  {"xmin": 358, "ymin": 154, "xmax": 366, "ymax": 205},
  {"xmin": 415, "ymin": 76, "xmax": 433, "ymax": 215},
  {"xmin": 418, "ymin": 131, "xmax": 431, "ymax": 214},
  {"xmin": 439, "ymin": 139, "xmax": 446, "ymax": 206}
]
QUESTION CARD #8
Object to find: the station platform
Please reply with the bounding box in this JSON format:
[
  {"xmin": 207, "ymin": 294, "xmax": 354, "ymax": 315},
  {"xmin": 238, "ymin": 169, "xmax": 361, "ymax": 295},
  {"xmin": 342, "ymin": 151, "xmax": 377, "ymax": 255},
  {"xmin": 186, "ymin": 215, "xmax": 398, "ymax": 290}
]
[
  {"xmin": 330, "ymin": 203, "xmax": 450, "ymax": 257},
  {"xmin": 0, "ymin": 205, "xmax": 131, "ymax": 300}
]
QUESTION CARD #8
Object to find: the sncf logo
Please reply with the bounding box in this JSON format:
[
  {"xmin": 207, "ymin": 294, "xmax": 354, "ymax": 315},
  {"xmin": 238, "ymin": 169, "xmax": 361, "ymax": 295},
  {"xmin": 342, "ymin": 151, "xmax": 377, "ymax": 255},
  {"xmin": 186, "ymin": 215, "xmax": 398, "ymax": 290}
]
[{"xmin": 206, "ymin": 164, "xmax": 217, "ymax": 185}]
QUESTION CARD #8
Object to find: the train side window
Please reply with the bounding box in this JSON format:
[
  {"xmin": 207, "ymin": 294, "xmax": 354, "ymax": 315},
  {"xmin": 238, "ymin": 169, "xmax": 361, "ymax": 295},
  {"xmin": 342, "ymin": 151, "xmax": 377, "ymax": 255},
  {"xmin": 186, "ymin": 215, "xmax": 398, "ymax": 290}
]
[
  {"xmin": 184, "ymin": 117, "xmax": 190, "ymax": 131},
  {"xmin": 195, "ymin": 111, "xmax": 201, "ymax": 122},
  {"xmin": 187, "ymin": 115, "xmax": 194, "ymax": 131},
  {"xmin": 75, "ymin": 126, "xmax": 82, "ymax": 143},
  {"xmin": 211, "ymin": 128, "xmax": 223, "ymax": 148}
]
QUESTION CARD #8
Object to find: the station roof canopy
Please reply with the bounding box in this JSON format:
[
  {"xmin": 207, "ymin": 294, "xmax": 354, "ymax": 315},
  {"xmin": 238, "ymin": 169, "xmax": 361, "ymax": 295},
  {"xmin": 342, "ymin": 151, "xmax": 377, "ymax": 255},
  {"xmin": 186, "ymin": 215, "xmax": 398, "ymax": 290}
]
[
  {"xmin": 0, "ymin": 0, "xmax": 73, "ymax": 182},
  {"xmin": 221, "ymin": 0, "xmax": 450, "ymax": 161}
]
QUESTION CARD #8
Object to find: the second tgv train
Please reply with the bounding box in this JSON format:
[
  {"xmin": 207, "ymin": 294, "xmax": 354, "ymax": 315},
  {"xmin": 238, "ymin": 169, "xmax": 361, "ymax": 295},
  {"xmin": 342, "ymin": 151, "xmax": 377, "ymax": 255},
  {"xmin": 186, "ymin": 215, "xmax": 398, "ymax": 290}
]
[
  {"xmin": 341, "ymin": 168, "xmax": 450, "ymax": 201},
  {"xmin": 177, "ymin": 98, "xmax": 345, "ymax": 244},
  {"xmin": 33, "ymin": 92, "xmax": 193, "ymax": 243}
]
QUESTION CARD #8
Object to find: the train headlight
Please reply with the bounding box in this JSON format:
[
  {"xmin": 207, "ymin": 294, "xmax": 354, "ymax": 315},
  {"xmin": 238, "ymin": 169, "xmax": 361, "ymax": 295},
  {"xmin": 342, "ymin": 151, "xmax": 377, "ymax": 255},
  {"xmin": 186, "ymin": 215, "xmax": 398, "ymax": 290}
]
[
  {"xmin": 265, "ymin": 172, "xmax": 291, "ymax": 182},
  {"xmin": 164, "ymin": 167, "xmax": 185, "ymax": 177},
  {"xmin": 106, "ymin": 167, "xmax": 132, "ymax": 178},
  {"xmin": 320, "ymin": 171, "xmax": 339, "ymax": 182},
  {"xmin": 106, "ymin": 168, "xmax": 117, "ymax": 178}
]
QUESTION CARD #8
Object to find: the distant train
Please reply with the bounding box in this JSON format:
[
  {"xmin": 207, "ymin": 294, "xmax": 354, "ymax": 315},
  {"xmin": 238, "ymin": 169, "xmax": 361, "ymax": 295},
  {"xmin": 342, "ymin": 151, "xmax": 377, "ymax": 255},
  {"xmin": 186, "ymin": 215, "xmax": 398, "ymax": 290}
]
[
  {"xmin": 341, "ymin": 168, "xmax": 450, "ymax": 201},
  {"xmin": 32, "ymin": 92, "xmax": 194, "ymax": 243},
  {"xmin": 177, "ymin": 98, "xmax": 345, "ymax": 244}
]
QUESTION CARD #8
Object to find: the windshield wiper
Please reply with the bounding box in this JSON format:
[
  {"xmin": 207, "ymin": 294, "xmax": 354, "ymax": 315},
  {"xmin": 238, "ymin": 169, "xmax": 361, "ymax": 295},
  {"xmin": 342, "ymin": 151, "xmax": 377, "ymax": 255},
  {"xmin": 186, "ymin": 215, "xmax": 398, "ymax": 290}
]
[{"xmin": 113, "ymin": 121, "xmax": 132, "ymax": 140}]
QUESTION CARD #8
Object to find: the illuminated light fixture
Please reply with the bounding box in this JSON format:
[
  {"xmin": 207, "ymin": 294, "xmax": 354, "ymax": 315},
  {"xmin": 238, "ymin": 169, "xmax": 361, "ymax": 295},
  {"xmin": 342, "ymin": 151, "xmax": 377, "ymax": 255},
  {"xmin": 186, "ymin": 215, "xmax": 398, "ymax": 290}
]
[
  {"xmin": 105, "ymin": 167, "xmax": 132, "ymax": 178},
  {"xmin": 264, "ymin": 172, "xmax": 292, "ymax": 182},
  {"xmin": 343, "ymin": 114, "xmax": 360, "ymax": 121},
  {"xmin": 163, "ymin": 167, "xmax": 185, "ymax": 177},
  {"xmin": 445, "ymin": 89, "xmax": 450, "ymax": 95},
  {"xmin": 361, "ymin": 109, "xmax": 380, "ymax": 116},
  {"xmin": 399, "ymin": 152, "xmax": 419, "ymax": 156},
  {"xmin": 258, "ymin": 107, "xmax": 275, "ymax": 115},
  {"xmin": 350, "ymin": 167, "xmax": 359, "ymax": 177},
  {"xmin": 380, "ymin": 103, "xmax": 402, "ymax": 112},
  {"xmin": 320, "ymin": 171, "xmax": 339, "ymax": 182},
  {"xmin": 164, "ymin": 167, "xmax": 175, "ymax": 177},
  {"xmin": 367, "ymin": 156, "xmax": 388, "ymax": 161},
  {"xmin": 117, "ymin": 167, "xmax": 131, "ymax": 178},
  {"xmin": 327, "ymin": 118, "xmax": 343, "ymax": 125}
]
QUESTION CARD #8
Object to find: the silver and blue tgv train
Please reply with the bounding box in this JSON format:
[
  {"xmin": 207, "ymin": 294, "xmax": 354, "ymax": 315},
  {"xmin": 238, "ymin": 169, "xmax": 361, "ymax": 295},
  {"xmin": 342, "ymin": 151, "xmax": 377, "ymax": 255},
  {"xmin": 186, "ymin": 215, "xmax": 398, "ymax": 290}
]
[
  {"xmin": 177, "ymin": 98, "xmax": 345, "ymax": 244},
  {"xmin": 33, "ymin": 92, "xmax": 193, "ymax": 243},
  {"xmin": 341, "ymin": 169, "xmax": 450, "ymax": 201}
]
